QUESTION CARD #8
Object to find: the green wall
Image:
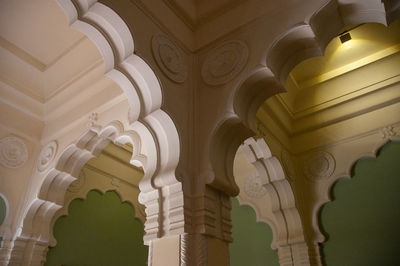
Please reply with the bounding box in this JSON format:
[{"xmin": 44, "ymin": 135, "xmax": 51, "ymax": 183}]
[
  {"xmin": 0, "ymin": 195, "xmax": 6, "ymax": 246},
  {"xmin": 45, "ymin": 190, "xmax": 148, "ymax": 266},
  {"xmin": 0, "ymin": 195, "xmax": 6, "ymax": 225},
  {"xmin": 230, "ymin": 197, "xmax": 279, "ymax": 266},
  {"xmin": 320, "ymin": 141, "xmax": 400, "ymax": 266}
]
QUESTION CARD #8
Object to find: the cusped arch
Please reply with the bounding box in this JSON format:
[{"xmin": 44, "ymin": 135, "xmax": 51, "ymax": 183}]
[
  {"xmin": 7, "ymin": 1, "xmax": 182, "ymax": 264},
  {"xmin": 232, "ymin": 0, "xmax": 400, "ymax": 131},
  {"xmin": 235, "ymin": 137, "xmax": 310, "ymax": 265},
  {"xmin": 10, "ymin": 121, "xmax": 156, "ymax": 264},
  {"xmin": 313, "ymin": 139, "xmax": 400, "ymax": 245},
  {"xmin": 50, "ymin": 188, "xmax": 146, "ymax": 247}
]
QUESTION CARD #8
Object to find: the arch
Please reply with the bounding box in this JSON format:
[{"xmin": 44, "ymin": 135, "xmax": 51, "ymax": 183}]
[
  {"xmin": 6, "ymin": 0, "xmax": 182, "ymax": 264},
  {"xmin": 46, "ymin": 189, "xmax": 148, "ymax": 265},
  {"xmin": 236, "ymin": 137, "xmax": 309, "ymax": 265},
  {"xmin": 313, "ymin": 138, "xmax": 400, "ymax": 245},
  {"xmin": 0, "ymin": 193, "xmax": 10, "ymax": 233},
  {"xmin": 231, "ymin": 0, "xmax": 400, "ymax": 131},
  {"xmin": 318, "ymin": 140, "xmax": 400, "ymax": 265},
  {"xmin": 9, "ymin": 121, "xmax": 155, "ymax": 263}
]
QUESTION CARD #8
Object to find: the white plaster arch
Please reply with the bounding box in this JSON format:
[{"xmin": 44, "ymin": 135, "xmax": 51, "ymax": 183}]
[
  {"xmin": 9, "ymin": 121, "xmax": 157, "ymax": 263},
  {"xmin": 231, "ymin": 0, "xmax": 400, "ymax": 131},
  {"xmin": 312, "ymin": 138, "xmax": 400, "ymax": 244},
  {"xmin": 4, "ymin": 0, "xmax": 183, "ymax": 264},
  {"xmin": 236, "ymin": 137, "xmax": 309, "ymax": 265}
]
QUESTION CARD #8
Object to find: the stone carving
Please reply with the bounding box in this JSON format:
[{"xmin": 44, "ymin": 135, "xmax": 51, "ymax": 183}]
[
  {"xmin": 0, "ymin": 136, "xmax": 28, "ymax": 168},
  {"xmin": 244, "ymin": 175, "xmax": 267, "ymax": 198},
  {"xmin": 152, "ymin": 34, "xmax": 188, "ymax": 83},
  {"xmin": 68, "ymin": 171, "xmax": 86, "ymax": 193},
  {"xmin": 88, "ymin": 112, "xmax": 99, "ymax": 128},
  {"xmin": 201, "ymin": 40, "xmax": 248, "ymax": 85},
  {"xmin": 37, "ymin": 141, "xmax": 57, "ymax": 172},
  {"xmin": 180, "ymin": 233, "xmax": 207, "ymax": 266},
  {"xmin": 381, "ymin": 125, "xmax": 397, "ymax": 139},
  {"xmin": 303, "ymin": 151, "xmax": 335, "ymax": 181},
  {"xmin": 281, "ymin": 149, "xmax": 295, "ymax": 181}
]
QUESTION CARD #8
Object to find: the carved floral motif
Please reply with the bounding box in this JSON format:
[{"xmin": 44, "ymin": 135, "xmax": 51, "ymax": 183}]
[
  {"xmin": 201, "ymin": 40, "xmax": 248, "ymax": 85},
  {"xmin": 381, "ymin": 125, "xmax": 397, "ymax": 139},
  {"xmin": 303, "ymin": 151, "xmax": 335, "ymax": 181},
  {"xmin": 37, "ymin": 141, "xmax": 57, "ymax": 172},
  {"xmin": 0, "ymin": 136, "xmax": 28, "ymax": 168},
  {"xmin": 152, "ymin": 34, "xmax": 188, "ymax": 83},
  {"xmin": 244, "ymin": 175, "xmax": 267, "ymax": 198}
]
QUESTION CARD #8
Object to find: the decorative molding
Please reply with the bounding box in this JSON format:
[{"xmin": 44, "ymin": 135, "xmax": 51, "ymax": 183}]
[
  {"xmin": 201, "ymin": 40, "xmax": 248, "ymax": 85},
  {"xmin": 381, "ymin": 125, "xmax": 397, "ymax": 139},
  {"xmin": 303, "ymin": 151, "xmax": 335, "ymax": 181},
  {"xmin": 280, "ymin": 149, "xmax": 295, "ymax": 182},
  {"xmin": 88, "ymin": 112, "xmax": 99, "ymax": 128},
  {"xmin": 152, "ymin": 34, "xmax": 188, "ymax": 83},
  {"xmin": 179, "ymin": 233, "xmax": 207, "ymax": 266},
  {"xmin": 37, "ymin": 141, "xmax": 57, "ymax": 172},
  {"xmin": 237, "ymin": 137, "xmax": 315, "ymax": 264},
  {"xmin": 0, "ymin": 136, "xmax": 28, "ymax": 169},
  {"xmin": 243, "ymin": 175, "xmax": 267, "ymax": 199},
  {"xmin": 67, "ymin": 170, "xmax": 86, "ymax": 193}
]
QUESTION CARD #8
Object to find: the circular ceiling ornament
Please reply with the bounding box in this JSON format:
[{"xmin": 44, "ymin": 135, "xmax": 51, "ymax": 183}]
[
  {"xmin": 151, "ymin": 34, "xmax": 188, "ymax": 83},
  {"xmin": 244, "ymin": 175, "xmax": 267, "ymax": 199},
  {"xmin": 0, "ymin": 136, "xmax": 28, "ymax": 168},
  {"xmin": 201, "ymin": 40, "xmax": 248, "ymax": 86},
  {"xmin": 303, "ymin": 151, "xmax": 335, "ymax": 181},
  {"xmin": 37, "ymin": 141, "xmax": 57, "ymax": 172}
]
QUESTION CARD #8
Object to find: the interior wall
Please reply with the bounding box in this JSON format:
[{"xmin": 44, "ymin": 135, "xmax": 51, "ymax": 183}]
[
  {"xmin": 320, "ymin": 141, "xmax": 400, "ymax": 266},
  {"xmin": 45, "ymin": 190, "xmax": 148, "ymax": 266},
  {"xmin": 230, "ymin": 197, "xmax": 279, "ymax": 266}
]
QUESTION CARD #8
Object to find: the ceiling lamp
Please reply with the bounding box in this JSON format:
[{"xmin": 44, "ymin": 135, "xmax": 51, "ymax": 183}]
[{"xmin": 339, "ymin": 32, "xmax": 352, "ymax": 44}]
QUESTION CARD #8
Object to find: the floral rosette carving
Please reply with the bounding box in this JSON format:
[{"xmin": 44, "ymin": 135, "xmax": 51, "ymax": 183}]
[
  {"xmin": 303, "ymin": 151, "xmax": 335, "ymax": 181},
  {"xmin": 244, "ymin": 175, "xmax": 267, "ymax": 198},
  {"xmin": 37, "ymin": 141, "xmax": 57, "ymax": 172},
  {"xmin": 152, "ymin": 34, "xmax": 188, "ymax": 83},
  {"xmin": 201, "ymin": 40, "xmax": 248, "ymax": 85},
  {"xmin": 0, "ymin": 136, "xmax": 28, "ymax": 168}
]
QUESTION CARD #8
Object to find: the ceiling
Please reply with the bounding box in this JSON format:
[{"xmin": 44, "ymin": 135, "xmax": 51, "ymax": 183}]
[
  {"xmin": 0, "ymin": 0, "xmax": 103, "ymax": 103},
  {"xmin": 272, "ymin": 20, "xmax": 400, "ymax": 116},
  {"xmin": 163, "ymin": 0, "xmax": 246, "ymax": 29}
]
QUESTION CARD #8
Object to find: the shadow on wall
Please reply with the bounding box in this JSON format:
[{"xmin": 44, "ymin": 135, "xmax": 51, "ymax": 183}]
[
  {"xmin": 45, "ymin": 190, "xmax": 148, "ymax": 266},
  {"xmin": 230, "ymin": 197, "xmax": 279, "ymax": 266},
  {"xmin": 319, "ymin": 141, "xmax": 400, "ymax": 266}
]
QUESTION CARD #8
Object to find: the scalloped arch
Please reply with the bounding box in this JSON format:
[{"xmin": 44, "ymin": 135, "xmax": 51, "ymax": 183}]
[
  {"xmin": 238, "ymin": 138, "xmax": 306, "ymax": 248},
  {"xmin": 312, "ymin": 139, "xmax": 400, "ymax": 244},
  {"xmin": 50, "ymin": 188, "xmax": 145, "ymax": 247},
  {"xmin": 231, "ymin": 0, "xmax": 400, "ymax": 131}
]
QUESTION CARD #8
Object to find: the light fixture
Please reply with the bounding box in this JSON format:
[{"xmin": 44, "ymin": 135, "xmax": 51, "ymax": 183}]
[{"xmin": 339, "ymin": 32, "xmax": 352, "ymax": 44}]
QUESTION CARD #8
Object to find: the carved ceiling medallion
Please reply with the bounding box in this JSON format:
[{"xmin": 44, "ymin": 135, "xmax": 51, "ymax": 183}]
[
  {"xmin": 303, "ymin": 151, "xmax": 335, "ymax": 181},
  {"xmin": 0, "ymin": 136, "xmax": 28, "ymax": 168},
  {"xmin": 201, "ymin": 40, "xmax": 248, "ymax": 85},
  {"xmin": 37, "ymin": 141, "xmax": 57, "ymax": 172},
  {"xmin": 152, "ymin": 34, "xmax": 188, "ymax": 83}
]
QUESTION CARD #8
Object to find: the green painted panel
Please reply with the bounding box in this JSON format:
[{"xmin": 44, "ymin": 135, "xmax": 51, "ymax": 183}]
[
  {"xmin": 320, "ymin": 141, "xmax": 400, "ymax": 266},
  {"xmin": 0, "ymin": 196, "xmax": 6, "ymax": 225},
  {"xmin": 45, "ymin": 190, "xmax": 148, "ymax": 266},
  {"xmin": 230, "ymin": 197, "xmax": 279, "ymax": 266}
]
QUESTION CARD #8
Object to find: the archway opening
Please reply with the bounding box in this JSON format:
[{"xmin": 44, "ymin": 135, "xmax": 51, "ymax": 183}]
[
  {"xmin": 45, "ymin": 142, "xmax": 148, "ymax": 265},
  {"xmin": 319, "ymin": 141, "xmax": 400, "ymax": 266}
]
